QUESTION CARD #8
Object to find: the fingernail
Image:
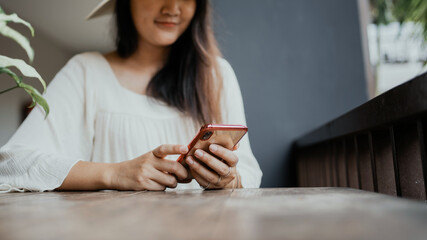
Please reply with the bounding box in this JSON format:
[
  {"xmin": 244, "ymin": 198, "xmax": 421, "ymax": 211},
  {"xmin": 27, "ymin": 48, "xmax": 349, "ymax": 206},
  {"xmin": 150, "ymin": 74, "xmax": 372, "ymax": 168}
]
[
  {"xmin": 195, "ymin": 149, "xmax": 203, "ymax": 158},
  {"xmin": 186, "ymin": 157, "xmax": 194, "ymax": 165},
  {"xmin": 210, "ymin": 144, "xmax": 218, "ymax": 152},
  {"xmin": 180, "ymin": 146, "xmax": 188, "ymax": 153}
]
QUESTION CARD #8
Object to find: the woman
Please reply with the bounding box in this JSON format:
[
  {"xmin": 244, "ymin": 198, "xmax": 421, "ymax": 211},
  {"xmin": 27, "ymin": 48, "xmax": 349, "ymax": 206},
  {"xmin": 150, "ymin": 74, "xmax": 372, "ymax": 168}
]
[{"xmin": 0, "ymin": 0, "xmax": 262, "ymax": 192}]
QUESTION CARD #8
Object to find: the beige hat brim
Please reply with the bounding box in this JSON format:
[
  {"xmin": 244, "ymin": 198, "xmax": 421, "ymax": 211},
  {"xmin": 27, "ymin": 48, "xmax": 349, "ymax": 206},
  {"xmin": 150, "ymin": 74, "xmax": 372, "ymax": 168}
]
[{"xmin": 86, "ymin": 0, "xmax": 116, "ymax": 20}]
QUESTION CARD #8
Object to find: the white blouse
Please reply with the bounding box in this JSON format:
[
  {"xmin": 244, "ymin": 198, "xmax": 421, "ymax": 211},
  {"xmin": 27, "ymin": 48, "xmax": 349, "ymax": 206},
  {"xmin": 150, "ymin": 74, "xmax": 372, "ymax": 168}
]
[{"xmin": 0, "ymin": 52, "xmax": 262, "ymax": 192}]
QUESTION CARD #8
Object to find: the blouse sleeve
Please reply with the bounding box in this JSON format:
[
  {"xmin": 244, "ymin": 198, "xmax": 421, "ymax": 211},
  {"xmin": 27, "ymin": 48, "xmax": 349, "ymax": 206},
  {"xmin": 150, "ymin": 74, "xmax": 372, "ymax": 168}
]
[
  {"xmin": 219, "ymin": 58, "xmax": 263, "ymax": 188},
  {"xmin": 0, "ymin": 54, "xmax": 96, "ymax": 192}
]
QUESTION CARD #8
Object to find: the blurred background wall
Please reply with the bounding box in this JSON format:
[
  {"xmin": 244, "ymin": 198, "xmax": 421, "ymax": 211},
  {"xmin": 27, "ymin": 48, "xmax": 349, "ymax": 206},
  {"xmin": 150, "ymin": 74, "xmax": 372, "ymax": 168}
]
[
  {"xmin": 213, "ymin": 0, "xmax": 368, "ymax": 186},
  {"xmin": 0, "ymin": 0, "xmax": 369, "ymax": 187}
]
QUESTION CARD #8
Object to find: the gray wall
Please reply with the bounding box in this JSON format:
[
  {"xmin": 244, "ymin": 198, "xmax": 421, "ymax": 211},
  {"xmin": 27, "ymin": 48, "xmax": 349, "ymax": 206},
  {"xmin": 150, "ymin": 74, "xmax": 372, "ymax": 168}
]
[{"xmin": 212, "ymin": 0, "xmax": 368, "ymax": 187}]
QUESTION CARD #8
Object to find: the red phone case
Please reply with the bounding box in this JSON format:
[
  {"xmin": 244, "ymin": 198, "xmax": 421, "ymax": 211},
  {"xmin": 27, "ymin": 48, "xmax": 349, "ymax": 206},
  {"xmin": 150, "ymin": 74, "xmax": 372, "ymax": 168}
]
[{"xmin": 177, "ymin": 124, "xmax": 248, "ymax": 164}]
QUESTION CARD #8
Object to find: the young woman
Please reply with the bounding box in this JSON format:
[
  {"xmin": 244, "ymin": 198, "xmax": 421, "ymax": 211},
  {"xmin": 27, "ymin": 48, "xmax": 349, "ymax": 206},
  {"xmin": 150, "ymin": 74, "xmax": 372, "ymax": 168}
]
[{"xmin": 0, "ymin": 0, "xmax": 262, "ymax": 192}]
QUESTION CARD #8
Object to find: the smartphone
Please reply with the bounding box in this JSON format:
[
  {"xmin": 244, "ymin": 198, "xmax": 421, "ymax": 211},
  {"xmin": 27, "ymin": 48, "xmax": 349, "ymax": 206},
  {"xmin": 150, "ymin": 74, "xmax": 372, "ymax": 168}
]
[{"xmin": 177, "ymin": 124, "xmax": 248, "ymax": 164}]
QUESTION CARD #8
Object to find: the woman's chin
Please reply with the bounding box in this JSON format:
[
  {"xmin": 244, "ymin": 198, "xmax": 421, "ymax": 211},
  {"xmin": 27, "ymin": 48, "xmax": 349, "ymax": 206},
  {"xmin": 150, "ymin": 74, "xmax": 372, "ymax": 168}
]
[
  {"xmin": 149, "ymin": 32, "xmax": 181, "ymax": 45},
  {"xmin": 152, "ymin": 38, "xmax": 179, "ymax": 47}
]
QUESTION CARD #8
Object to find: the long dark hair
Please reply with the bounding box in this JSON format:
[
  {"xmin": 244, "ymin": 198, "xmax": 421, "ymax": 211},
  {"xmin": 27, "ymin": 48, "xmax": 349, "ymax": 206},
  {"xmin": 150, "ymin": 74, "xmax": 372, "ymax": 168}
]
[{"xmin": 115, "ymin": 0, "xmax": 223, "ymax": 124}]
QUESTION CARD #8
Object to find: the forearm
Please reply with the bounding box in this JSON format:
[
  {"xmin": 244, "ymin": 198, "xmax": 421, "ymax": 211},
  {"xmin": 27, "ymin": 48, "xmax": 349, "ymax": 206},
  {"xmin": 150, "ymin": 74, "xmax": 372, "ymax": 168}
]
[{"xmin": 56, "ymin": 161, "xmax": 114, "ymax": 191}]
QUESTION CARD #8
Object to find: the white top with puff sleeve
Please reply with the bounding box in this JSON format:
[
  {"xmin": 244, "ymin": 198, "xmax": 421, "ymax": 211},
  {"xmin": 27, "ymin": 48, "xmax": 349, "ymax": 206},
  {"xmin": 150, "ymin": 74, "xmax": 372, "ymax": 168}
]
[{"xmin": 0, "ymin": 52, "xmax": 262, "ymax": 192}]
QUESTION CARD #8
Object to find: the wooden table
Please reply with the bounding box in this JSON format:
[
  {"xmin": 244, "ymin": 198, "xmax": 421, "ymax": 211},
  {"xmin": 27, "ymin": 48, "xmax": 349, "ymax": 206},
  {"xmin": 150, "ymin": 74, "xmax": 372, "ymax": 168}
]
[{"xmin": 1, "ymin": 188, "xmax": 427, "ymax": 240}]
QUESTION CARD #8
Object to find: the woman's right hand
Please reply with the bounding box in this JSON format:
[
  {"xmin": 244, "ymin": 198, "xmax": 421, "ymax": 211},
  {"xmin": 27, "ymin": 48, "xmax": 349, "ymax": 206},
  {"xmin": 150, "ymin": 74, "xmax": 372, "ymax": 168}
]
[{"xmin": 108, "ymin": 144, "xmax": 189, "ymax": 191}]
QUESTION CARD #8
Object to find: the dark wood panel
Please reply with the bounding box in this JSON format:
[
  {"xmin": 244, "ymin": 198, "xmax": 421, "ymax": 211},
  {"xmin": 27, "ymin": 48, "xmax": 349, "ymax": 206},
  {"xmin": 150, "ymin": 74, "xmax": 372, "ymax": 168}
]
[
  {"xmin": 294, "ymin": 73, "xmax": 427, "ymax": 201},
  {"xmin": 306, "ymin": 147, "xmax": 315, "ymax": 187},
  {"xmin": 304, "ymin": 149, "xmax": 313, "ymax": 187},
  {"xmin": 346, "ymin": 137, "xmax": 359, "ymax": 189},
  {"xmin": 305, "ymin": 146, "xmax": 317, "ymax": 187},
  {"xmin": 314, "ymin": 145, "xmax": 326, "ymax": 187},
  {"xmin": 372, "ymin": 130, "xmax": 397, "ymax": 196},
  {"xmin": 419, "ymin": 120, "xmax": 427, "ymax": 197},
  {"xmin": 318, "ymin": 144, "xmax": 328, "ymax": 187},
  {"xmin": 394, "ymin": 124, "xmax": 426, "ymax": 200},
  {"xmin": 356, "ymin": 134, "xmax": 375, "ymax": 191},
  {"xmin": 297, "ymin": 151, "xmax": 307, "ymax": 187},
  {"xmin": 324, "ymin": 143, "xmax": 333, "ymax": 187},
  {"xmin": 331, "ymin": 141, "xmax": 338, "ymax": 187},
  {"xmin": 296, "ymin": 72, "xmax": 427, "ymax": 147},
  {"xmin": 310, "ymin": 146, "xmax": 321, "ymax": 187},
  {"xmin": 368, "ymin": 132, "xmax": 379, "ymax": 192},
  {"xmin": 336, "ymin": 140, "xmax": 348, "ymax": 187},
  {"xmin": 390, "ymin": 127, "xmax": 402, "ymax": 196}
]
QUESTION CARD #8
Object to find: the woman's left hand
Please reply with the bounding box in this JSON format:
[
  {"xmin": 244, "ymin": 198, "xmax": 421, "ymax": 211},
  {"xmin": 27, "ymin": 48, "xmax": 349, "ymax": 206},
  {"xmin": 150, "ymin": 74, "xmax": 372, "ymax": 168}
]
[{"xmin": 185, "ymin": 144, "xmax": 241, "ymax": 189}]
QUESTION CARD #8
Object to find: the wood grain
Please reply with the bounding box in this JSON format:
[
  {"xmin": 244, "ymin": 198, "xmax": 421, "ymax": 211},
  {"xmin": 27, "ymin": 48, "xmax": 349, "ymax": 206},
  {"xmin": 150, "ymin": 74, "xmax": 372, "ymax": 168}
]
[
  {"xmin": 372, "ymin": 130, "xmax": 397, "ymax": 196},
  {"xmin": 345, "ymin": 137, "xmax": 359, "ymax": 189},
  {"xmin": 357, "ymin": 134, "xmax": 375, "ymax": 191},
  {"xmin": 1, "ymin": 188, "xmax": 427, "ymax": 240},
  {"xmin": 394, "ymin": 124, "xmax": 426, "ymax": 200}
]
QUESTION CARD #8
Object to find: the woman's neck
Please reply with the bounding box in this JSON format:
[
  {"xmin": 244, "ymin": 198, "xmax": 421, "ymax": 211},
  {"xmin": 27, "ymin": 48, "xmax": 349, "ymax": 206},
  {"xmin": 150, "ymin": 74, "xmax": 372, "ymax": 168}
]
[
  {"xmin": 104, "ymin": 40, "xmax": 172, "ymax": 95},
  {"xmin": 127, "ymin": 40, "xmax": 170, "ymax": 71}
]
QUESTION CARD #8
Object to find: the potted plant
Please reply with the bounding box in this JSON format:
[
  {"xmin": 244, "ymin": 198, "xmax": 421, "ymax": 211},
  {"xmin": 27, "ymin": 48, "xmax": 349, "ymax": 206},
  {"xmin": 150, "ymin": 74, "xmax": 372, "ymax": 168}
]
[{"xmin": 0, "ymin": 6, "xmax": 49, "ymax": 118}]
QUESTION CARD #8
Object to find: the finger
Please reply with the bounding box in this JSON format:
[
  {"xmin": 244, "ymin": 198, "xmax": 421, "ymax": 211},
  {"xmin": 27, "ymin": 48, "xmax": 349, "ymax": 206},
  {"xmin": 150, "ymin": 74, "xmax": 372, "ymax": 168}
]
[
  {"xmin": 192, "ymin": 168, "xmax": 234, "ymax": 189},
  {"xmin": 191, "ymin": 170, "xmax": 211, "ymax": 189},
  {"xmin": 153, "ymin": 158, "xmax": 188, "ymax": 180},
  {"xmin": 152, "ymin": 144, "xmax": 188, "ymax": 158},
  {"xmin": 145, "ymin": 179, "xmax": 166, "ymax": 191},
  {"xmin": 193, "ymin": 149, "xmax": 231, "ymax": 176},
  {"xmin": 150, "ymin": 169, "xmax": 178, "ymax": 189},
  {"xmin": 178, "ymin": 167, "xmax": 193, "ymax": 183},
  {"xmin": 209, "ymin": 144, "xmax": 239, "ymax": 167},
  {"xmin": 217, "ymin": 173, "xmax": 235, "ymax": 188},
  {"xmin": 186, "ymin": 156, "xmax": 220, "ymax": 185}
]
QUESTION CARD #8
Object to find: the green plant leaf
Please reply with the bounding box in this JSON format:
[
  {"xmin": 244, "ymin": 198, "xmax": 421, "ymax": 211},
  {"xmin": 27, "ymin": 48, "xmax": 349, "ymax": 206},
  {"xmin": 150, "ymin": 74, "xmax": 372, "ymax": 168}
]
[
  {"xmin": 0, "ymin": 11, "xmax": 34, "ymax": 36},
  {"xmin": 0, "ymin": 67, "xmax": 22, "ymax": 84},
  {"xmin": 0, "ymin": 6, "xmax": 48, "ymax": 118},
  {"xmin": 0, "ymin": 22, "xmax": 34, "ymax": 62},
  {"xmin": 0, "ymin": 55, "xmax": 45, "ymax": 93},
  {"xmin": 390, "ymin": 0, "xmax": 427, "ymax": 42},
  {"xmin": 19, "ymin": 82, "xmax": 49, "ymax": 118},
  {"xmin": 370, "ymin": 0, "xmax": 392, "ymax": 25},
  {"xmin": 0, "ymin": 66, "xmax": 49, "ymax": 117}
]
